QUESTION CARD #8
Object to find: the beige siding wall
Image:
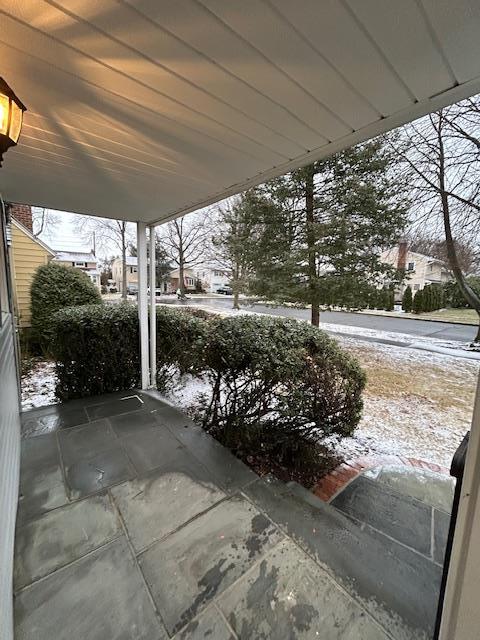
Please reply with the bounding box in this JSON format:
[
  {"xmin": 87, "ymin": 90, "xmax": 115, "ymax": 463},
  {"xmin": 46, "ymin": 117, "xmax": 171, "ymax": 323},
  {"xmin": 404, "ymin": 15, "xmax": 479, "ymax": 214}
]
[{"xmin": 10, "ymin": 224, "xmax": 52, "ymax": 327}]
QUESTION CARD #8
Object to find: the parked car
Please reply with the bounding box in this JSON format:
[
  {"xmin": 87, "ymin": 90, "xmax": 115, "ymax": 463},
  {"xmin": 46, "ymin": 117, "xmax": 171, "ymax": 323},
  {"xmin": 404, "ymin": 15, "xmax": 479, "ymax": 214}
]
[
  {"xmin": 216, "ymin": 286, "xmax": 233, "ymax": 295},
  {"xmin": 127, "ymin": 284, "xmax": 138, "ymax": 295}
]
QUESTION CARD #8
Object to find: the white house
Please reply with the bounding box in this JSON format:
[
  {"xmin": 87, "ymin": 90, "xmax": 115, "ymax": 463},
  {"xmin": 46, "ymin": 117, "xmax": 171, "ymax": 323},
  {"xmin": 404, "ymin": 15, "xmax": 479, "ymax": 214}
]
[
  {"xmin": 53, "ymin": 251, "xmax": 101, "ymax": 289},
  {"xmin": 196, "ymin": 266, "xmax": 231, "ymax": 293},
  {"xmin": 381, "ymin": 245, "xmax": 452, "ymax": 298}
]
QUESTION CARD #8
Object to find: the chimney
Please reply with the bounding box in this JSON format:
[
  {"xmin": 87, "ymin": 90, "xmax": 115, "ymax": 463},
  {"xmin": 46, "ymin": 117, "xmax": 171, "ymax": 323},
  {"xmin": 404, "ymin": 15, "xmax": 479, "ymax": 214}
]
[
  {"xmin": 9, "ymin": 203, "xmax": 33, "ymax": 232},
  {"xmin": 397, "ymin": 239, "xmax": 408, "ymax": 272}
]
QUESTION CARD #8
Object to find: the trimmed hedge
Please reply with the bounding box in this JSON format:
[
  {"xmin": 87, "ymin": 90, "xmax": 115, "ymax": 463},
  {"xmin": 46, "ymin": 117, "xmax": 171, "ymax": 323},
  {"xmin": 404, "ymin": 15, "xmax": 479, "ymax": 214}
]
[
  {"xmin": 53, "ymin": 303, "xmax": 140, "ymax": 399},
  {"xmin": 196, "ymin": 315, "xmax": 365, "ymax": 461},
  {"xmin": 51, "ymin": 305, "xmax": 366, "ymax": 464},
  {"xmin": 31, "ymin": 262, "xmax": 102, "ymax": 352}
]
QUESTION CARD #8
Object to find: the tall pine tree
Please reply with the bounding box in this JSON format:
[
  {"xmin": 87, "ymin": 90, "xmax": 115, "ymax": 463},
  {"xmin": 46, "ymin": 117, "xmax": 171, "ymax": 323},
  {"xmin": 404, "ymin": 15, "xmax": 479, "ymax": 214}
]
[{"xmin": 249, "ymin": 138, "xmax": 408, "ymax": 325}]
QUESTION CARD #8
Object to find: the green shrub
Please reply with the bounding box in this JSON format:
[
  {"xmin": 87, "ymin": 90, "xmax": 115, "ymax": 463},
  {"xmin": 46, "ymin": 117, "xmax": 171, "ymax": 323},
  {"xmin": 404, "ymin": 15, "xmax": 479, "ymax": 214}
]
[
  {"xmin": 402, "ymin": 285, "xmax": 413, "ymax": 312},
  {"xmin": 443, "ymin": 276, "xmax": 480, "ymax": 308},
  {"xmin": 195, "ymin": 315, "xmax": 366, "ymax": 464},
  {"xmin": 413, "ymin": 289, "xmax": 424, "ymax": 313},
  {"xmin": 31, "ymin": 262, "xmax": 102, "ymax": 352},
  {"xmin": 52, "ymin": 303, "xmax": 139, "ymax": 399},
  {"xmin": 155, "ymin": 306, "xmax": 209, "ymax": 389}
]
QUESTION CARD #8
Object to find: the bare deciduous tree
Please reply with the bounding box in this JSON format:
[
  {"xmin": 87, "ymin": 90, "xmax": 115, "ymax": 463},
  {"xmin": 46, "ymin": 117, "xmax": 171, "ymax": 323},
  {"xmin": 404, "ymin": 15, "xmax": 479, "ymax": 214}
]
[
  {"xmin": 158, "ymin": 212, "xmax": 212, "ymax": 298},
  {"xmin": 32, "ymin": 207, "xmax": 59, "ymax": 239},
  {"xmin": 389, "ymin": 98, "xmax": 480, "ymax": 343},
  {"xmin": 76, "ymin": 217, "xmax": 134, "ymax": 299}
]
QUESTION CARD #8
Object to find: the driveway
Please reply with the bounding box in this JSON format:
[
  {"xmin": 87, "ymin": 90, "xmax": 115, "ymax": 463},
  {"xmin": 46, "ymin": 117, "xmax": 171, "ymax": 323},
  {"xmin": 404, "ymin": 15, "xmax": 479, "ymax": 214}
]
[{"xmin": 172, "ymin": 297, "xmax": 477, "ymax": 343}]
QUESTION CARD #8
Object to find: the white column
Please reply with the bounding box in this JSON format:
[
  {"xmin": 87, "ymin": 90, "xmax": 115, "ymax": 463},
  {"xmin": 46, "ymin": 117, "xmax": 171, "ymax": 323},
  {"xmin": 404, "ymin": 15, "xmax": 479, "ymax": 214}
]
[
  {"xmin": 439, "ymin": 375, "xmax": 480, "ymax": 639},
  {"xmin": 149, "ymin": 226, "xmax": 157, "ymax": 388},
  {"xmin": 137, "ymin": 222, "xmax": 149, "ymax": 390}
]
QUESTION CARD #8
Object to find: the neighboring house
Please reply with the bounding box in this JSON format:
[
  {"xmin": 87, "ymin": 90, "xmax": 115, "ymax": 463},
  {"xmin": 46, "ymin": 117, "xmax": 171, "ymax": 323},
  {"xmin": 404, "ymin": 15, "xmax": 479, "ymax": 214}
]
[
  {"xmin": 53, "ymin": 251, "xmax": 101, "ymax": 289},
  {"xmin": 112, "ymin": 256, "xmax": 138, "ymax": 294},
  {"xmin": 169, "ymin": 267, "xmax": 197, "ymax": 293},
  {"xmin": 195, "ymin": 266, "xmax": 231, "ymax": 293},
  {"xmin": 381, "ymin": 244, "xmax": 452, "ymax": 299},
  {"xmin": 9, "ymin": 206, "xmax": 55, "ymax": 328}
]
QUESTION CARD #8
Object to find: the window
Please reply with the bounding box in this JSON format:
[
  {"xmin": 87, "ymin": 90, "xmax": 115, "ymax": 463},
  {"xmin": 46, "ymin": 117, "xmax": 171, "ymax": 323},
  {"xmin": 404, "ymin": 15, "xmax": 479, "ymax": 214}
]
[
  {"xmin": 130, "ymin": 266, "xmax": 137, "ymax": 274},
  {"xmin": 186, "ymin": 277, "xmax": 194, "ymax": 286},
  {"xmin": 214, "ymin": 270, "xmax": 223, "ymax": 277},
  {"xmin": 74, "ymin": 261, "xmax": 86, "ymax": 267},
  {"xmin": 407, "ymin": 262, "xmax": 415, "ymax": 271}
]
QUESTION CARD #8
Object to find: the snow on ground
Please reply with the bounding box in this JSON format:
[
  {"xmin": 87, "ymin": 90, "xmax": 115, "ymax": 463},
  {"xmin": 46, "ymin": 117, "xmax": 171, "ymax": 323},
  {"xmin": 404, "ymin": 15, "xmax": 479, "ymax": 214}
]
[
  {"xmin": 333, "ymin": 336, "xmax": 479, "ymax": 467},
  {"xmin": 21, "ymin": 360, "xmax": 57, "ymax": 410},
  {"xmin": 20, "ymin": 305, "xmax": 479, "ymax": 468}
]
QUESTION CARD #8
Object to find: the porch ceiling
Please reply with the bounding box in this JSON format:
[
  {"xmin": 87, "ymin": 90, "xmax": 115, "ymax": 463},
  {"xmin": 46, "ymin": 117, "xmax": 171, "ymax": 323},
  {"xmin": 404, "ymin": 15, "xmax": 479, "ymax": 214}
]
[{"xmin": 1, "ymin": 1, "xmax": 480, "ymax": 224}]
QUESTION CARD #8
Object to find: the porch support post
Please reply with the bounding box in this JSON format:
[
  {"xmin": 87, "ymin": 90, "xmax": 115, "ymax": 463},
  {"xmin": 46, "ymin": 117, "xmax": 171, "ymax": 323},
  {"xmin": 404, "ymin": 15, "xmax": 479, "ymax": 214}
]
[
  {"xmin": 137, "ymin": 221, "xmax": 149, "ymax": 390},
  {"xmin": 439, "ymin": 375, "xmax": 480, "ymax": 639},
  {"xmin": 149, "ymin": 225, "xmax": 156, "ymax": 388}
]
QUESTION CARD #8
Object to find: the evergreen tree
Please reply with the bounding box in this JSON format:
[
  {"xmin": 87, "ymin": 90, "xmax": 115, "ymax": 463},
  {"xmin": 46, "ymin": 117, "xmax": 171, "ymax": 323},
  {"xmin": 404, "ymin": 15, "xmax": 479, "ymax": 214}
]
[
  {"xmin": 413, "ymin": 289, "xmax": 424, "ymax": 314},
  {"xmin": 248, "ymin": 138, "xmax": 408, "ymax": 326},
  {"xmin": 387, "ymin": 288, "xmax": 395, "ymax": 311},
  {"xmin": 212, "ymin": 191, "xmax": 272, "ymax": 309},
  {"xmin": 402, "ymin": 285, "xmax": 413, "ymax": 312}
]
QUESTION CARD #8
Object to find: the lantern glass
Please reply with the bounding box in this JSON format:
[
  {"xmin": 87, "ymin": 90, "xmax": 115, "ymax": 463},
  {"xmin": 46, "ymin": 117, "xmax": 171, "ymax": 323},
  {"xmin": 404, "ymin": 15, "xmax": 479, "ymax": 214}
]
[
  {"xmin": 0, "ymin": 94, "xmax": 9, "ymax": 136},
  {"xmin": 9, "ymin": 101, "xmax": 23, "ymax": 143}
]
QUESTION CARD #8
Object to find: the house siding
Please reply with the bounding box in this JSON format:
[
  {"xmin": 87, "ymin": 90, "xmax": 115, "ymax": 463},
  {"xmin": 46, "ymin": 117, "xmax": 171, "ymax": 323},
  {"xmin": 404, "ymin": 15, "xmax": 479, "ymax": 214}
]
[{"xmin": 10, "ymin": 223, "xmax": 52, "ymax": 327}]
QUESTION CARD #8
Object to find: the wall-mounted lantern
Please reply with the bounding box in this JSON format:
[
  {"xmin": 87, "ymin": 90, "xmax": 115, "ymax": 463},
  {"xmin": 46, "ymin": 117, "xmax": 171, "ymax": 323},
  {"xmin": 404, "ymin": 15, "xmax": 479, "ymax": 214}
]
[{"xmin": 0, "ymin": 77, "xmax": 27, "ymax": 167}]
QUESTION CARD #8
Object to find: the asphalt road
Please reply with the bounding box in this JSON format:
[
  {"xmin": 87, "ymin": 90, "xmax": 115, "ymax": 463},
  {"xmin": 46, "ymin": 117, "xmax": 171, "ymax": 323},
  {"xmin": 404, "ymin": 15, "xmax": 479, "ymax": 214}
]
[{"xmin": 170, "ymin": 297, "xmax": 477, "ymax": 343}]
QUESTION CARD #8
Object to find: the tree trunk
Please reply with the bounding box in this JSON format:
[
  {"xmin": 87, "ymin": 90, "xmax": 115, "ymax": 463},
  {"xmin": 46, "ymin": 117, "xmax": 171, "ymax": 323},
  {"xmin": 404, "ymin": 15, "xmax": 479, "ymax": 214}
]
[
  {"xmin": 233, "ymin": 263, "xmax": 240, "ymax": 310},
  {"xmin": 437, "ymin": 119, "xmax": 480, "ymax": 343},
  {"xmin": 121, "ymin": 222, "xmax": 127, "ymax": 300},
  {"xmin": 178, "ymin": 251, "xmax": 185, "ymax": 298},
  {"xmin": 305, "ymin": 166, "xmax": 320, "ymax": 326}
]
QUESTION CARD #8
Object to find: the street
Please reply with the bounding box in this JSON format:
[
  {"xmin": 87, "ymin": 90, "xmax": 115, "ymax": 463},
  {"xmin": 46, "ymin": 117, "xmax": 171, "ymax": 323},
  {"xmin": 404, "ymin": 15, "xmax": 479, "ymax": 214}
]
[{"xmin": 167, "ymin": 297, "xmax": 477, "ymax": 343}]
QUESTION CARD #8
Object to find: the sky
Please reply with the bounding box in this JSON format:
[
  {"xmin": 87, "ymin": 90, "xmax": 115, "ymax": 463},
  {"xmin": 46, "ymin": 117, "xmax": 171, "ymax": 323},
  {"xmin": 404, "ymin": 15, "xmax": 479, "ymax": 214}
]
[{"xmin": 33, "ymin": 207, "xmax": 133, "ymax": 259}]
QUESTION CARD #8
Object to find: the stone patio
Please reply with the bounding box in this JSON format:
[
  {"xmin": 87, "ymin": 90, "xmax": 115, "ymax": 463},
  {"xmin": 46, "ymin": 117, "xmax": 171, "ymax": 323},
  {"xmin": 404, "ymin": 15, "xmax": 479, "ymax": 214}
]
[{"xmin": 15, "ymin": 391, "xmax": 446, "ymax": 639}]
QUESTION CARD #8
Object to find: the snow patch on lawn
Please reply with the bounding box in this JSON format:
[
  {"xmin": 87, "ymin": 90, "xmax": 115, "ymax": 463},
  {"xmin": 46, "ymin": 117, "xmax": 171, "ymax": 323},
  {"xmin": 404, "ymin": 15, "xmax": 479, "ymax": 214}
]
[{"xmin": 21, "ymin": 360, "xmax": 58, "ymax": 410}]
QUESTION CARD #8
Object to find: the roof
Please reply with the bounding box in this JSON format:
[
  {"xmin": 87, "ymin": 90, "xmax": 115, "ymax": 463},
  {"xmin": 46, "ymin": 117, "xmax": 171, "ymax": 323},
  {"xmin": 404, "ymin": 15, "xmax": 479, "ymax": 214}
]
[
  {"xmin": 53, "ymin": 251, "xmax": 97, "ymax": 263},
  {"xmin": 10, "ymin": 218, "xmax": 56, "ymax": 256},
  {"xmin": 1, "ymin": 2, "xmax": 480, "ymax": 224}
]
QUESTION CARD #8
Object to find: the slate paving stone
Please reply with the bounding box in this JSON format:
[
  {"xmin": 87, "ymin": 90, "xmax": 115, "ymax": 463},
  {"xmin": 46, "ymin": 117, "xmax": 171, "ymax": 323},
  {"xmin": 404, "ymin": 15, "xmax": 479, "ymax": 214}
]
[
  {"xmin": 244, "ymin": 477, "xmax": 439, "ymax": 639},
  {"xmin": 171, "ymin": 424, "xmax": 257, "ymax": 493},
  {"xmin": 16, "ymin": 478, "xmax": 68, "ymax": 527},
  {"xmin": 21, "ymin": 405, "xmax": 88, "ymax": 437},
  {"xmin": 109, "ymin": 409, "xmax": 160, "ymax": 437},
  {"xmin": 85, "ymin": 395, "xmax": 143, "ymax": 420},
  {"xmin": 139, "ymin": 495, "xmax": 283, "ymax": 634},
  {"xmin": 14, "ymin": 537, "xmax": 167, "ymax": 640},
  {"xmin": 433, "ymin": 508, "xmax": 451, "ymax": 565},
  {"xmin": 120, "ymin": 426, "xmax": 185, "ymax": 475},
  {"xmin": 58, "ymin": 419, "xmax": 116, "ymax": 466},
  {"xmin": 365, "ymin": 465, "xmax": 455, "ymax": 513},
  {"xmin": 111, "ymin": 454, "xmax": 225, "ymax": 552},
  {"xmin": 217, "ymin": 539, "xmax": 390, "ymax": 640},
  {"xmin": 173, "ymin": 606, "xmax": 235, "ymax": 640},
  {"xmin": 20, "ymin": 434, "xmax": 62, "ymax": 494},
  {"xmin": 14, "ymin": 493, "xmax": 121, "ymax": 590},
  {"xmin": 332, "ymin": 474, "xmax": 433, "ymax": 556},
  {"xmin": 64, "ymin": 445, "xmax": 135, "ymax": 499},
  {"xmin": 18, "ymin": 434, "xmax": 67, "ymax": 524}
]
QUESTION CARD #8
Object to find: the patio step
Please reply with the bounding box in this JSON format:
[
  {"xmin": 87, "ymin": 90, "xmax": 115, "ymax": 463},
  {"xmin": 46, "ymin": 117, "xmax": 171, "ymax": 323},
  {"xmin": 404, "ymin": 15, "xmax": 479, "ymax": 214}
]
[{"xmin": 244, "ymin": 476, "xmax": 442, "ymax": 640}]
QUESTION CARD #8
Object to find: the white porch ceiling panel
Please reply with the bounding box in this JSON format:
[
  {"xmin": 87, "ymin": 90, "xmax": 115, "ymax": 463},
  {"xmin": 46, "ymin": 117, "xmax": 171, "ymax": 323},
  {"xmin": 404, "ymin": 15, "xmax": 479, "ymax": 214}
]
[{"xmin": 1, "ymin": 0, "xmax": 480, "ymax": 224}]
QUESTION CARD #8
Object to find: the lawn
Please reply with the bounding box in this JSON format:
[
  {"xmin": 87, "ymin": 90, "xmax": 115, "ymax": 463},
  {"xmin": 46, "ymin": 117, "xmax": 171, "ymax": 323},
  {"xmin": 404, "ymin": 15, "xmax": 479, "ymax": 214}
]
[
  {"xmin": 335, "ymin": 336, "xmax": 479, "ymax": 467},
  {"xmin": 412, "ymin": 308, "xmax": 478, "ymax": 324},
  {"xmin": 362, "ymin": 307, "xmax": 478, "ymax": 325}
]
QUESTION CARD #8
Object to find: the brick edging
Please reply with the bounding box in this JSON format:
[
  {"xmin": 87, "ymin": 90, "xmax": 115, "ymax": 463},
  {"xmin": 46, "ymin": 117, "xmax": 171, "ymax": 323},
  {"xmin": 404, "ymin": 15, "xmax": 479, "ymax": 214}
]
[{"xmin": 313, "ymin": 455, "xmax": 450, "ymax": 502}]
